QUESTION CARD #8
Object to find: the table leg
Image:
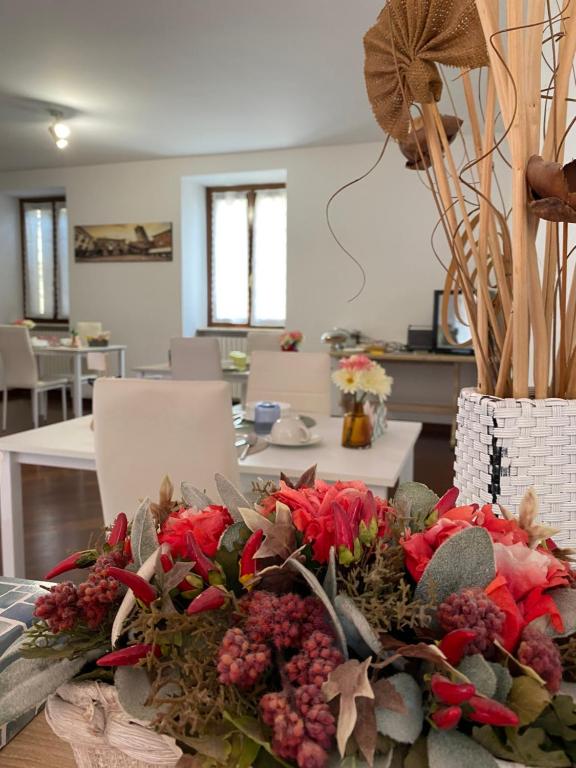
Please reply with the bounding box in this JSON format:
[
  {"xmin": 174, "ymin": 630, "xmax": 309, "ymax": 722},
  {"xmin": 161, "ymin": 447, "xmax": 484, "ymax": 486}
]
[
  {"xmin": 119, "ymin": 349, "xmax": 126, "ymax": 378},
  {"xmin": 398, "ymin": 449, "xmax": 414, "ymax": 485},
  {"xmin": 0, "ymin": 452, "xmax": 25, "ymax": 577},
  {"xmin": 72, "ymin": 355, "xmax": 83, "ymax": 418}
]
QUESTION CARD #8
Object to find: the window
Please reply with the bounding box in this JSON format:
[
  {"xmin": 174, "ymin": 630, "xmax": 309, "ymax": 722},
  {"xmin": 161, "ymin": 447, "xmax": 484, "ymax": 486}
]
[
  {"xmin": 20, "ymin": 198, "xmax": 69, "ymax": 322},
  {"xmin": 207, "ymin": 184, "xmax": 287, "ymax": 327}
]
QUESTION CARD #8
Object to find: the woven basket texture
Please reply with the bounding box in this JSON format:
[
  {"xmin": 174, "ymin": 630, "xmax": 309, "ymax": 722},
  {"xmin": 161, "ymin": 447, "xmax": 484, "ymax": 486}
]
[{"xmin": 454, "ymin": 387, "xmax": 576, "ymax": 546}]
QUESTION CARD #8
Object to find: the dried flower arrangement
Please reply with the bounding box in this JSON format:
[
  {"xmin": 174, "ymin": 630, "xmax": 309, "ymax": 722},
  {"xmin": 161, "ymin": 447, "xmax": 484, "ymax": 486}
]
[
  {"xmin": 364, "ymin": 0, "xmax": 576, "ymax": 398},
  {"xmin": 3, "ymin": 470, "xmax": 576, "ymax": 767}
]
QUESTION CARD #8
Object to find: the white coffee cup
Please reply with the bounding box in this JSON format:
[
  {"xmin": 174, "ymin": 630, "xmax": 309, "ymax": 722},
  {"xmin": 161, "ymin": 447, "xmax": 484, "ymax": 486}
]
[{"xmin": 270, "ymin": 415, "xmax": 311, "ymax": 445}]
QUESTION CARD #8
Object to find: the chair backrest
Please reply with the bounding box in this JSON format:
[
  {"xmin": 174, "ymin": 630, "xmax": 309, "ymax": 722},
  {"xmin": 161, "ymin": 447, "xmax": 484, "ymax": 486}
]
[
  {"xmin": 93, "ymin": 378, "xmax": 240, "ymax": 523},
  {"xmin": 76, "ymin": 321, "xmax": 103, "ymax": 345},
  {"xmin": 246, "ymin": 330, "xmax": 283, "ymax": 355},
  {"xmin": 0, "ymin": 325, "xmax": 38, "ymax": 389},
  {"xmin": 170, "ymin": 337, "xmax": 223, "ymax": 381},
  {"xmin": 246, "ymin": 351, "xmax": 332, "ymax": 415}
]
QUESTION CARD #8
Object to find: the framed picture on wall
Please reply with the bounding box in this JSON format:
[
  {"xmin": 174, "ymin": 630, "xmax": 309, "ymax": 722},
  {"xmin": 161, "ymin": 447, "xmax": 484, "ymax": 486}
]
[
  {"xmin": 432, "ymin": 289, "xmax": 474, "ymax": 354},
  {"xmin": 74, "ymin": 222, "xmax": 172, "ymax": 262}
]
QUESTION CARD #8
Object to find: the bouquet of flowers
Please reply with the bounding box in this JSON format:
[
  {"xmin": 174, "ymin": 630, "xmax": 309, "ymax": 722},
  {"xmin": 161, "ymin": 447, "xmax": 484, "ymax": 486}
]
[
  {"xmin": 12, "ymin": 318, "xmax": 36, "ymax": 329},
  {"xmin": 6, "ymin": 470, "xmax": 576, "ymax": 768},
  {"xmin": 280, "ymin": 331, "xmax": 303, "ymax": 352},
  {"xmin": 332, "ymin": 355, "xmax": 393, "ymax": 403}
]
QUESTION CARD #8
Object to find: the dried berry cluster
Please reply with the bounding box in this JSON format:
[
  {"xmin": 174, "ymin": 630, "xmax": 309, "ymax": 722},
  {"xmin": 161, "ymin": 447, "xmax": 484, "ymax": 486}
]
[
  {"xmin": 34, "ymin": 551, "xmax": 128, "ymax": 633},
  {"xmin": 216, "ymin": 591, "xmax": 343, "ymax": 768},
  {"xmin": 518, "ymin": 626, "xmax": 563, "ymax": 693},
  {"xmin": 437, "ymin": 587, "xmax": 506, "ymax": 654}
]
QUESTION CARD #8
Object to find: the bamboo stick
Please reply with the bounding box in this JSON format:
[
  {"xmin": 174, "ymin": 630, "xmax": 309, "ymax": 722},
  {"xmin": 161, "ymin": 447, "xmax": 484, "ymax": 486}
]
[{"xmin": 507, "ymin": 0, "xmax": 530, "ymax": 397}]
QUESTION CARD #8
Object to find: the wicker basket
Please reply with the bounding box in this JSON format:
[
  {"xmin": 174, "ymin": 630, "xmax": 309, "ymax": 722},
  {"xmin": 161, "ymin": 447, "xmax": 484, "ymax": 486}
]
[
  {"xmin": 45, "ymin": 681, "xmax": 182, "ymax": 768},
  {"xmin": 454, "ymin": 387, "xmax": 576, "ymax": 545}
]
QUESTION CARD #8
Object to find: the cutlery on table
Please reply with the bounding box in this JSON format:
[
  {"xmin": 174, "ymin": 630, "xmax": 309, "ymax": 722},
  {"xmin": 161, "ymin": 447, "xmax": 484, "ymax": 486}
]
[{"xmin": 240, "ymin": 433, "xmax": 257, "ymax": 460}]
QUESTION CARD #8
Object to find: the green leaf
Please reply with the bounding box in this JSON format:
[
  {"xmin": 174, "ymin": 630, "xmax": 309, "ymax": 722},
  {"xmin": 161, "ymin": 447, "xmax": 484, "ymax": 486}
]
[
  {"xmin": 215, "ymin": 473, "xmax": 250, "ymax": 522},
  {"xmin": 323, "ymin": 546, "xmax": 337, "ymax": 603},
  {"xmin": 535, "ymin": 694, "xmax": 576, "ymax": 741},
  {"xmin": 508, "ymin": 676, "xmax": 551, "ymax": 726},
  {"xmin": 180, "ymin": 482, "xmax": 212, "ymax": 508},
  {"xmin": 180, "ymin": 734, "xmax": 233, "ymax": 763},
  {"xmin": 393, "ymin": 483, "xmax": 438, "ymax": 530},
  {"xmin": 115, "ymin": 666, "xmax": 158, "ymax": 723},
  {"xmin": 414, "ymin": 527, "xmax": 495, "ymax": 607},
  {"xmin": 223, "ymin": 711, "xmax": 292, "ymax": 768},
  {"xmin": 0, "ymin": 650, "xmax": 99, "ymax": 724},
  {"xmin": 374, "ymin": 673, "xmax": 422, "ymax": 745},
  {"xmin": 428, "ymin": 730, "xmax": 498, "ymax": 768},
  {"xmin": 131, "ymin": 498, "xmax": 159, "ymax": 569},
  {"xmin": 473, "ymin": 725, "xmax": 571, "ymax": 767},
  {"xmin": 530, "ymin": 588, "xmax": 576, "ymax": 638},
  {"xmin": 404, "ymin": 736, "xmax": 429, "ymax": 768},
  {"xmin": 489, "ymin": 662, "xmax": 513, "ymax": 704},
  {"xmin": 334, "ymin": 593, "xmax": 382, "ymax": 657},
  {"xmin": 458, "ymin": 654, "xmax": 497, "ymax": 698}
]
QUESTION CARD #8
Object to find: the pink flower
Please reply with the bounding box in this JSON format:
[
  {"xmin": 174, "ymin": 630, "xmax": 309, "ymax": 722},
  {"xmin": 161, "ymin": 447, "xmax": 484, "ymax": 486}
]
[
  {"xmin": 493, "ymin": 543, "xmax": 556, "ymax": 600},
  {"xmin": 339, "ymin": 354, "xmax": 373, "ymax": 372}
]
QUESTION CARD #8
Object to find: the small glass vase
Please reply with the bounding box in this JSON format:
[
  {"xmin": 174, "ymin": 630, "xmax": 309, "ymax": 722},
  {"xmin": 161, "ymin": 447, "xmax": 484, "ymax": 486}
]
[{"xmin": 341, "ymin": 402, "xmax": 372, "ymax": 449}]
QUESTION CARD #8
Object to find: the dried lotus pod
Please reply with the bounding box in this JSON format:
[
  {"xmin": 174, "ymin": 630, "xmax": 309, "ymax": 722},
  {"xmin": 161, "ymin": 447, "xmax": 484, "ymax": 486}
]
[
  {"xmin": 399, "ymin": 114, "xmax": 463, "ymax": 170},
  {"xmin": 526, "ymin": 154, "xmax": 576, "ymax": 223}
]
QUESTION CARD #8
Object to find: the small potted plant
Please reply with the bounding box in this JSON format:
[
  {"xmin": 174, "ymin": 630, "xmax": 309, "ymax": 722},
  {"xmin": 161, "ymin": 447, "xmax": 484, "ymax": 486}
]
[
  {"xmin": 280, "ymin": 330, "xmax": 303, "ymax": 351},
  {"xmin": 332, "ymin": 354, "xmax": 393, "ymax": 448}
]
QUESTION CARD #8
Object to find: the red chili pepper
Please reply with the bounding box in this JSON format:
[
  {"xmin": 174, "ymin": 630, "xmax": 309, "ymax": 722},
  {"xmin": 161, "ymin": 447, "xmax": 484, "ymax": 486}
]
[
  {"xmin": 431, "ymin": 675, "xmax": 476, "ymax": 705},
  {"xmin": 435, "ymin": 487, "xmax": 460, "ymax": 515},
  {"xmin": 108, "ymin": 567, "xmax": 158, "ymax": 605},
  {"xmin": 466, "ymin": 695, "xmax": 520, "ymax": 727},
  {"xmin": 185, "ymin": 532, "xmax": 215, "ymax": 582},
  {"xmin": 160, "ymin": 554, "xmax": 173, "ymax": 573},
  {"xmin": 186, "ymin": 585, "xmax": 227, "ymax": 615},
  {"xmin": 97, "ymin": 643, "xmax": 160, "ymax": 667},
  {"xmin": 431, "ymin": 705, "xmax": 462, "ymax": 730},
  {"xmin": 438, "ymin": 629, "xmax": 477, "ymax": 666},
  {"xmin": 123, "ymin": 538, "xmax": 132, "ymax": 561},
  {"xmin": 239, "ymin": 529, "xmax": 264, "ymax": 579},
  {"xmin": 107, "ymin": 513, "xmax": 128, "ymax": 547},
  {"xmin": 44, "ymin": 550, "xmax": 97, "ymax": 580}
]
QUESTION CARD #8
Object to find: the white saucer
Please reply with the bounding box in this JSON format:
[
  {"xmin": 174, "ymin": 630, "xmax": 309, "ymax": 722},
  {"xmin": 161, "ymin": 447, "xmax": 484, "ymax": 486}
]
[{"xmin": 264, "ymin": 433, "xmax": 322, "ymax": 448}]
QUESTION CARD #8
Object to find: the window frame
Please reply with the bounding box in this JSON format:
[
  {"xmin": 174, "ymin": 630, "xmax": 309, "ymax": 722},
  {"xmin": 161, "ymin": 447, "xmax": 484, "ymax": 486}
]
[
  {"xmin": 206, "ymin": 183, "xmax": 286, "ymax": 329},
  {"xmin": 19, "ymin": 196, "xmax": 69, "ymax": 325}
]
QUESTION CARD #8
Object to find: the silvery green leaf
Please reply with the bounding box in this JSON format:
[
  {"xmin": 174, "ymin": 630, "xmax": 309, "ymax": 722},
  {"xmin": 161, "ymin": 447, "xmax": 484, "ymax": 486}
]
[
  {"xmin": 323, "ymin": 547, "xmax": 337, "ymax": 603},
  {"xmin": 215, "ymin": 473, "xmax": 250, "ymax": 521},
  {"xmin": 415, "ymin": 527, "xmax": 495, "ymax": 607},
  {"xmin": 181, "ymin": 482, "xmax": 212, "ymax": 508},
  {"xmin": 115, "ymin": 666, "xmax": 157, "ymax": 723},
  {"xmin": 375, "ymin": 673, "xmax": 422, "ymax": 744},
  {"xmin": 218, "ymin": 521, "xmax": 250, "ymax": 553},
  {"xmin": 458, "ymin": 654, "xmax": 497, "ymax": 698},
  {"xmin": 0, "ymin": 650, "xmax": 99, "ymax": 724},
  {"xmin": 529, "ymin": 587, "xmax": 576, "ymax": 638},
  {"xmin": 428, "ymin": 729, "xmax": 498, "ymax": 768},
  {"xmin": 334, "ymin": 593, "xmax": 382, "ymax": 657},
  {"xmin": 111, "ymin": 546, "xmax": 162, "ymax": 647},
  {"xmin": 393, "ymin": 482, "xmax": 439, "ymax": 527},
  {"xmin": 490, "ymin": 662, "xmax": 513, "ymax": 704},
  {"xmin": 162, "ymin": 562, "xmax": 195, "ymax": 593},
  {"xmin": 283, "ymin": 558, "xmax": 348, "ymax": 659},
  {"xmin": 131, "ymin": 498, "xmax": 159, "ymax": 569}
]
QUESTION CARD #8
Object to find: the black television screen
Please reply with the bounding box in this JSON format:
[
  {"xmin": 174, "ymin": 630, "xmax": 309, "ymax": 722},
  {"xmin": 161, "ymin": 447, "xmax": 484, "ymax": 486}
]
[{"xmin": 433, "ymin": 290, "xmax": 473, "ymax": 353}]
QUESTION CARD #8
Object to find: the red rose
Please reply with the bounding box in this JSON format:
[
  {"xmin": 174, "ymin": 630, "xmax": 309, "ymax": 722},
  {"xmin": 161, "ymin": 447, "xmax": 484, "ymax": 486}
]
[{"xmin": 159, "ymin": 505, "xmax": 233, "ymax": 558}]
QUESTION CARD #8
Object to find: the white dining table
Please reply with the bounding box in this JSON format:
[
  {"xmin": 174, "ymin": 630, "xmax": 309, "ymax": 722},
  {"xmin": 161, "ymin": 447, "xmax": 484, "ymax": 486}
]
[
  {"xmin": 34, "ymin": 345, "xmax": 127, "ymax": 419},
  {"xmin": 133, "ymin": 361, "xmax": 249, "ymax": 400},
  {"xmin": 0, "ymin": 415, "xmax": 421, "ymax": 577}
]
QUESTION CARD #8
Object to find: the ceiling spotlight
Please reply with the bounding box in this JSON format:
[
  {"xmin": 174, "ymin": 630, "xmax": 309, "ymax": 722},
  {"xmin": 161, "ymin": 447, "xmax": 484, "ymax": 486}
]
[{"xmin": 48, "ymin": 111, "xmax": 71, "ymax": 149}]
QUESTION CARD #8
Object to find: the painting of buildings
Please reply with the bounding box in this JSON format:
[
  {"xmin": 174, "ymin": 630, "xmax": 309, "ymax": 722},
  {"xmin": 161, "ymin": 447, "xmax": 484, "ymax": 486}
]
[{"xmin": 74, "ymin": 222, "xmax": 173, "ymax": 262}]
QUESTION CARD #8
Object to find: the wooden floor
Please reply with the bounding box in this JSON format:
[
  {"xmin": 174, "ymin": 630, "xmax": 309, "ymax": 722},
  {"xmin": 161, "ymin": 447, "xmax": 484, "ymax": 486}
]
[{"xmin": 1, "ymin": 392, "xmax": 455, "ymax": 580}]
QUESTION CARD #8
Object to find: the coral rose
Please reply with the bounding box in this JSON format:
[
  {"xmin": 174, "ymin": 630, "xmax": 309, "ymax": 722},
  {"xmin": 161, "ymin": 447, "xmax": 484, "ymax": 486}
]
[{"xmin": 159, "ymin": 505, "xmax": 233, "ymax": 558}]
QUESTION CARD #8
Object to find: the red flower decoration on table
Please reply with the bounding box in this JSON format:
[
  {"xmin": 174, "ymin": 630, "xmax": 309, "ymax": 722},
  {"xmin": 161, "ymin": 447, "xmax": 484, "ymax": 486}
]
[{"xmin": 159, "ymin": 505, "xmax": 233, "ymax": 558}]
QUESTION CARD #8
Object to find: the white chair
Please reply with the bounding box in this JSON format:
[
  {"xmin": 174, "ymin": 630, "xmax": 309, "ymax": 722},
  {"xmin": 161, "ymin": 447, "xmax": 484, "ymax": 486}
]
[
  {"xmin": 0, "ymin": 325, "xmax": 68, "ymax": 430},
  {"xmin": 246, "ymin": 330, "xmax": 283, "ymax": 355},
  {"xmin": 93, "ymin": 378, "xmax": 240, "ymax": 523},
  {"xmin": 170, "ymin": 337, "xmax": 223, "ymax": 381},
  {"xmin": 246, "ymin": 351, "xmax": 332, "ymax": 415}
]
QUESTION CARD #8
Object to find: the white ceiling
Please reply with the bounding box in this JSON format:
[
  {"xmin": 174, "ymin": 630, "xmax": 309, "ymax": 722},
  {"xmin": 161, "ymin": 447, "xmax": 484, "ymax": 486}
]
[{"xmin": 0, "ymin": 0, "xmax": 386, "ymax": 172}]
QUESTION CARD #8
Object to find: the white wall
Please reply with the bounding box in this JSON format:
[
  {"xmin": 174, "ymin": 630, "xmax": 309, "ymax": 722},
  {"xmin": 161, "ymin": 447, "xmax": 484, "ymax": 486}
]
[
  {"xmin": 0, "ymin": 142, "xmax": 466, "ymax": 417},
  {"xmin": 0, "ymin": 194, "xmax": 22, "ymax": 324}
]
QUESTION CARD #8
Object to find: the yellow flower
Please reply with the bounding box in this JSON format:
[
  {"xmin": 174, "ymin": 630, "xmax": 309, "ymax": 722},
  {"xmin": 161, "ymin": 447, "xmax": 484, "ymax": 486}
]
[
  {"xmin": 358, "ymin": 365, "xmax": 393, "ymax": 399},
  {"xmin": 332, "ymin": 368, "xmax": 361, "ymax": 394}
]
